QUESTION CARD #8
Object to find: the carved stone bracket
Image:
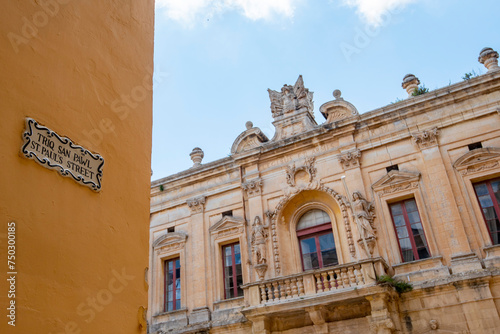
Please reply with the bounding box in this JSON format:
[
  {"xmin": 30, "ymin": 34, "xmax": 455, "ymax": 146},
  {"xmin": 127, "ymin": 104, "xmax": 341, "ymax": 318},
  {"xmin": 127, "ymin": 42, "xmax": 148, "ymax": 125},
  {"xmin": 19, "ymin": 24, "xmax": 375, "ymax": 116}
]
[
  {"xmin": 286, "ymin": 157, "xmax": 317, "ymax": 187},
  {"xmin": 187, "ymin": 196, "xmax": 206, "ymax": 214},
  {"xmin": 453, "ymin": 147, "xmax": 500, "ymax": 176},
  {"xmin": 242, "ymin": 178, "xmax": 263, "ymax": 197},
  {"xmin": 411, "ymin": 127, "xmax": 439, "ymax": 150},
  {"xmin": 338, "ymin": 149, "xmax": 362, "ymax": 170}
]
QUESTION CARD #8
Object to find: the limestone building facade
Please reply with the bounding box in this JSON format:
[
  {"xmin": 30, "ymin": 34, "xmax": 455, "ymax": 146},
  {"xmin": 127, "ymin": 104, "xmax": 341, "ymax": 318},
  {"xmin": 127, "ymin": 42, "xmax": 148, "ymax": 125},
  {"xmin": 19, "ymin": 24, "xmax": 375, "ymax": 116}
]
[{"xmin": 149, "ymin": 47, "xmax": 500, "ymax": 334}]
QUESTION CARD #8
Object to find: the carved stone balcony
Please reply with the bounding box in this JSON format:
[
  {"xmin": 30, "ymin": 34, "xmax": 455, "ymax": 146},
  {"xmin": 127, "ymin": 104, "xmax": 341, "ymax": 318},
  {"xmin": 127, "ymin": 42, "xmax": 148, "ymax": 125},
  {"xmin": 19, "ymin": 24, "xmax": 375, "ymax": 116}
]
[{"xmin": 242, "ymin": 258, "xmax": 388, "ymax": 308}]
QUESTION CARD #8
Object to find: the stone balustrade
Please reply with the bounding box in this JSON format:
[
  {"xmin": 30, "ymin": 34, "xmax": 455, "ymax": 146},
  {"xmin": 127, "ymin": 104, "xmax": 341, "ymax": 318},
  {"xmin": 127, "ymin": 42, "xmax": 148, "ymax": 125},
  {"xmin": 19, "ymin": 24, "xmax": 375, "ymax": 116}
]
[{"xmin": 243, "ymin": 258, "xmax": 387, "ymax": 307}]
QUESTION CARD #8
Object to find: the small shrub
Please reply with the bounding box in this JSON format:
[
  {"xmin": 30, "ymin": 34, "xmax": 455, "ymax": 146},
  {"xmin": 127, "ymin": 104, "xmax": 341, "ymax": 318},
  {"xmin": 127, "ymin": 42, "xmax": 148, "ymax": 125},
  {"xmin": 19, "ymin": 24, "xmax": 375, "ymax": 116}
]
[
  {"xmin": 159, "ymin": 184, "xmax": 164, "ymax": 191},
  {"xmin": 376, "ymin": 275, "xmax": 413, "ymax": 294},
  {"xmin": 412, "ymin": 85, "xmax": 429, "ymax": 96},
  {"xmin": 462, "ymin": 70, "xmax": 478, "ymax": 81}
]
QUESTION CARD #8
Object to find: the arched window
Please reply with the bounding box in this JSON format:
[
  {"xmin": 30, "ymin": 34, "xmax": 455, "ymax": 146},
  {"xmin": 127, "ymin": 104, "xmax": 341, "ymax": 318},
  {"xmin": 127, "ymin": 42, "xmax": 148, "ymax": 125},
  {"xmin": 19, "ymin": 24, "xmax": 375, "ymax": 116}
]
[{"xmin": 297, "ymin": 209, "xmax": 338, "ymax": 270}]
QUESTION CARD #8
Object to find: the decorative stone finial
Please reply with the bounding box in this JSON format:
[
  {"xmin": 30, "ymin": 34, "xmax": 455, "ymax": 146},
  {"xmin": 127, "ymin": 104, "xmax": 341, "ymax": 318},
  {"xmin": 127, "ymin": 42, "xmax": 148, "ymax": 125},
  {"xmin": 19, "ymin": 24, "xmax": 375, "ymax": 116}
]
[
  {"xmin": 402, "ymin": 74, "xmax": 420, "ymax": 97},
  {"xmin": 190, "ymin": 147, "xmax": 204, "ymax": 167},
  {"xmin": 245, "ymin": 121, "xmax": 253, "ymax": 130},
  {"xmin": 333, "ymin": 89, "xmax": 342, "ymax": 100},
  {"xmin": 478, "ymin": 47, "xmax": 499, "ymax": 72}
]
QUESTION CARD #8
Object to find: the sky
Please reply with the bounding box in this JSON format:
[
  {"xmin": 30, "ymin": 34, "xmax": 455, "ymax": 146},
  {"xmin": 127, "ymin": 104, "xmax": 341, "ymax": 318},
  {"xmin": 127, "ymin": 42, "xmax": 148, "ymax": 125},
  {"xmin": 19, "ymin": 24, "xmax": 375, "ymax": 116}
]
[{"xmin": 151, "ymin": 0, "xmax": 500, "ymax": 180}]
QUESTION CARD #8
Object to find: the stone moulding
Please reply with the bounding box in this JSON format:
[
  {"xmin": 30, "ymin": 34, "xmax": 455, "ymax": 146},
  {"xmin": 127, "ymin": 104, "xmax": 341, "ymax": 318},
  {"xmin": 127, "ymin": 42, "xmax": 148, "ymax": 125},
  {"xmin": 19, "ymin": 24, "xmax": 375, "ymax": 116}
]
[
  {"xmin": 372, "ymin": 170, "xmax": 421, "ymax": 197},
  {"xmin": 453, "ymin": 147, "xmax": 500, "ymax": 176},
  {"xmin": 285, "ymin": 157, "xmax": 317, "ymax": 187},
  {"xmin": 241, "ymin": 178, "xmax": 263, "ymax": 197},
  {"xmin": 266, "ymin": 182, "xmax": 356, "ymax": 275},
  {"xmin": 411, "ymin": 127, "xmax": 439, "ymax": 150},
  {"xmin": 209, "ymin": 216, "xmax": 246, "ymax": 240},
  {"xmin": 186, "ymin": 196, "xmax": 206, "ymax": 214},
  {"xmin": 153, "ymin": 232, "xmax": 188, "ymax": 253},
  {"xmin": 231, "ymin": 127, "xmax": 269, "ymax": 155},
  {"xmin": 338, "ymin": 149, "xmax": 362, "ymax": 170}
]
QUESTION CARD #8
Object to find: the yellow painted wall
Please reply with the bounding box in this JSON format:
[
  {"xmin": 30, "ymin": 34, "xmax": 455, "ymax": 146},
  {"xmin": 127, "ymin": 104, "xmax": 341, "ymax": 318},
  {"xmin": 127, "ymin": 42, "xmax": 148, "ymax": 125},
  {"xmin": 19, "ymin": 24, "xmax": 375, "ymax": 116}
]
[{"xmin": 0, "ymin": 1, "xmax": 154, "ymax": 333}]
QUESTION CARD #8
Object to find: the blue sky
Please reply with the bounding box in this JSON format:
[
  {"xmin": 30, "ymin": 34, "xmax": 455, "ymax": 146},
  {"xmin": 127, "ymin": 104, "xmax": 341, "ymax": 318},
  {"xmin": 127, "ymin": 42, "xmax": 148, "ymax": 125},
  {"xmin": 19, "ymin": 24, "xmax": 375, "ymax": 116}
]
[{"xmin": 152, "ymin": 0, "xmax": 499, "ymax": 180}]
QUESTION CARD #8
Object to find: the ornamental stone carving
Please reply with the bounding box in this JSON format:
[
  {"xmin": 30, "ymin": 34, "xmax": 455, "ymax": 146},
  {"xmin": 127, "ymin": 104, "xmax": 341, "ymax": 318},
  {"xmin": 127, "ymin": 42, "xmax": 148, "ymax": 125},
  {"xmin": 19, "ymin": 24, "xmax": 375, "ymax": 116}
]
[
  {"xmin": 209, "ymin": 216, "xmax": 245, "ymax": 239},
  {"xmin": 286, "ymin": 157, "xmax": 317, "ymax": 187},
  {"xmin": 153, "ymin": 232, "xmax": 188, "ymax": 253},
  {"xmin": 242, "ymin": 178, "xmax": 263, "ymax": 197},
  {"xmin": 187, "ymin": 196, "xmax": 206, "ymax": 214},
  {"xmin": 251, "ymin": 216, "xmax": 269, "ymax": 280},
  {"xmin": 402, "ymin": 74, "xmax": 420, "ymax": 97},
  {"xmin": 319, "ymin": 89, "xmax": 359, "ymax": 124},
  {"xmin": 268, "ymin": 75, "xmax": 314, "ymax": 118},
  {"xmin": 478, "ymin": 47, "xmax": 500, "ymax": 72},
  {"xmin": 453, "ymin": 147, "xmax": 500, "ymax": 176},
  {"xmin": 411, "ymin": 127, "xmax": 439, "ymax": 150},
  {"xmin": 349, "ymin": 192, "xmax": 376, "ymax": 256},
  {"xmin": 338, "ymin": 149, "xmax": 361, "ymax": 170},
  {"xmin": 372, "ymin": 170, "xmax": 421, "ymax": 197}
]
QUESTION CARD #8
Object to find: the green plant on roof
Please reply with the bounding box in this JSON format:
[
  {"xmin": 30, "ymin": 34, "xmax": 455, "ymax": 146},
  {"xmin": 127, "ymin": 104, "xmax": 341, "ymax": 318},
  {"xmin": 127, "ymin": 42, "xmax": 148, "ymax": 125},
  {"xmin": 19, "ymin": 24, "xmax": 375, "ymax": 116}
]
[{"xmin": 412, "ymin": 85, "xmax": 429, "ymax": 96}]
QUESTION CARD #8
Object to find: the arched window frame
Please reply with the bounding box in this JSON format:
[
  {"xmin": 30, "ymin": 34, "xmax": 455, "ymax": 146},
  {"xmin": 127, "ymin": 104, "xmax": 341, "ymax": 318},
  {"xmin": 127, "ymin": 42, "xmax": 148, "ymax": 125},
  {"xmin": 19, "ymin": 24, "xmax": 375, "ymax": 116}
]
[{"xmin": 289, "ymin": 203, "xmax": 343, "ymax": 273}]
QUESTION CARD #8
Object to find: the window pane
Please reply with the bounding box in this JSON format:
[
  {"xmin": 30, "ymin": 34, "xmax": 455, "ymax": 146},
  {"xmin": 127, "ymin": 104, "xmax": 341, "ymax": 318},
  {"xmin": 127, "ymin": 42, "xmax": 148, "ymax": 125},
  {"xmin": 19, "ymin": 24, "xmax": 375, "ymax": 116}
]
[
  {"xmin": 318, "ymin": 233, "xmax": 335, "ymax": 251},
  {"xmin": 235, "ymin": 252, "xmax": 241, "ymax": 265},
  {"xmin": 234, "ymin": 244, "xmax": 240, "ymax": 254},
  {"xmin": 390, "ymin": 203, "xmax": 403, "ymax": 216},
  {"xmin": 175, "ymin": 299, "xmax": 181, "ymax": 309},
  {"xmin": 397, "ymin": 227, "xmax": 409, "ymax": 239},
  {"xmin": 225, "ymin": 255, "xmax": 232, "ymax": 267},
  {"xmin": 407, "ymin": 211, "xmax": 421, "ymax": 224},
  {"xmin": 297, "ymin": 209, "xmax": 330, "ymax": 230},
  {"xmin": 405, "ymin": 199, "xmax": 417, "ymax": 212},
  {"xmin": 167, "ymin": 301, "xmax": 173, "ymax": 311},
  {"xmin": 417, "ymin": 247, "xmax": 430, "ymax": 259},
  {"xmin": 399, "ymin": 238, "xmax": 412, "ymax": 251},
  {"xmin": 225, "ymin": 246, "xmax": 232, "ymax": 256},
  {"xmin": 300, "ymin": 237, "xmax": 317, "ymax": 254},
  {"xmin": 474, "ymin": 183, "xmax": 489, "ymax": 196},
  {"xmin": 302, "ymin": 252, "xmax": 318, "ymax": 270},
  {"xmin": 402, "ymin": 249, "xmax": 415, "ymax": 262},
  {"xmin": 168, "ymin": 261, "xmax": 173, "ymax": 270},
  {"xmin": 492, "ymin": 180, "xmax": 500, "ymax": 203},
  {"xmin": 321, "ymin": 249, "xmax": 338, "ymax": 267},
  {"xmin": 411, "ymin": 223, "xmax": 424, "ymax": 236},
  {"xmin": 414, "ymin": 234, "xmax": 427, "ymax": 248},
  {"xmin": 393, "ymin": 215, "xmax": 405, "ymax": 227},
  {"xmin": 479, "ymin": 195, "xmax": 494, "ymax": 208}
]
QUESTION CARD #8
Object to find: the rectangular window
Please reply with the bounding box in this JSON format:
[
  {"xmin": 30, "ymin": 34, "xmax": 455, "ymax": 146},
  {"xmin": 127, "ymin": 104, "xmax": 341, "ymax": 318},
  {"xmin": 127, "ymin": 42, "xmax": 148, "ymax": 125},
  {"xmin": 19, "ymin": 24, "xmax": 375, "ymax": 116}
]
[
  {"xmin": 222, "ymin": 243, "xmax": 243, "ymax": 299},
  {"xmin": 473, "ymin": 178, "xmax": 500, "ymax": 245},
  {"xmin": 164, "ymin": 258, "xmax": 181, "ymax": 312},
  {"xmin": 389, "ymin": 199, "xmax": 430, "ymax": 262}
]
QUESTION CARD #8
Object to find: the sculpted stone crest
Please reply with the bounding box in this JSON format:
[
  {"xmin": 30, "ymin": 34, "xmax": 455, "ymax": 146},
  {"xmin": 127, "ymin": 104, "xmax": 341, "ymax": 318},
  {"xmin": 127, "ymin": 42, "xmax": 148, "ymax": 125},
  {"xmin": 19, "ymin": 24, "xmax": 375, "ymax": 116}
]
[
  {"xmin": 268, "ymin": 75, "xmax": 314, "ymax": 118},
  {"xmin": 286, "ymin": 157, "xmax": 317, "ymax": 188}
]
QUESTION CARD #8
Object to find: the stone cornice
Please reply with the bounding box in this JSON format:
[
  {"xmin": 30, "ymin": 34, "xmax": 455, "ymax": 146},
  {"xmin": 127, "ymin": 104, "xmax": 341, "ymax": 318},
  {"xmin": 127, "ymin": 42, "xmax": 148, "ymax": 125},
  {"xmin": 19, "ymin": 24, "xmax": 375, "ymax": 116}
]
[{"xmin": 151, "ymin": 73, "xmax": 500, "ymax": 194}]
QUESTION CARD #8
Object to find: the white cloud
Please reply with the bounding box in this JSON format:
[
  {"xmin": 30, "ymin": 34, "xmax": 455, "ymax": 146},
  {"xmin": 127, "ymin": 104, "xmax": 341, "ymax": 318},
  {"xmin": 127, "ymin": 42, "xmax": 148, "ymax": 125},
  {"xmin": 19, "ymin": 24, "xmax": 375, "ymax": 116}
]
[
  {"xmin": 341, "ymin": 0, "xmax": 416, "ymax": 26},
  {"xmin": 156, "ymin": 0, "xmax": 297, "ymax": 26}
]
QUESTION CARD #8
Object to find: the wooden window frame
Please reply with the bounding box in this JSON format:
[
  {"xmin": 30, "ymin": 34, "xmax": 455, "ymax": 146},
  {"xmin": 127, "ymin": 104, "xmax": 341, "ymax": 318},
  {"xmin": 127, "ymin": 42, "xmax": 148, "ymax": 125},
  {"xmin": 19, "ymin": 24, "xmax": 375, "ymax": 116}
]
[
  {"xmin": 297, "ymin": 222, "xmax": 337, "ymax": 271},
  {"xmin": 473, "ymin": 177, "xmax": 500, "ymax": 245},
  {"xmin": 389, "ymin": 198, "xmax": 430, "ymax": 262},
  {"xmin": 222, "ymin": 242, "xmax": 243, "ymax": 299},
  {"xmin": 164, "ymin": 257, "xmax": 181, "ymax": 312}
]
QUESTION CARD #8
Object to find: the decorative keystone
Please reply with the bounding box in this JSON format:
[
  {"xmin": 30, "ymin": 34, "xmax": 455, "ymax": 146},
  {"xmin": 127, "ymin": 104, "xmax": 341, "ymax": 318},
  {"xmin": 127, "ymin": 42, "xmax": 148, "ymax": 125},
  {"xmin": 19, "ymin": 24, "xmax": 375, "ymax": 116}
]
[
  {"xmin": 478, "ymin": 47, "xmax": 500, "ymax": 72},
  {"xmin": 402, "ymin": 74, "xmax": 420, "ymax": 97},
  {"xmin": 190, "ymin": 147, "xmax": 204, "ymax": 167}
]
